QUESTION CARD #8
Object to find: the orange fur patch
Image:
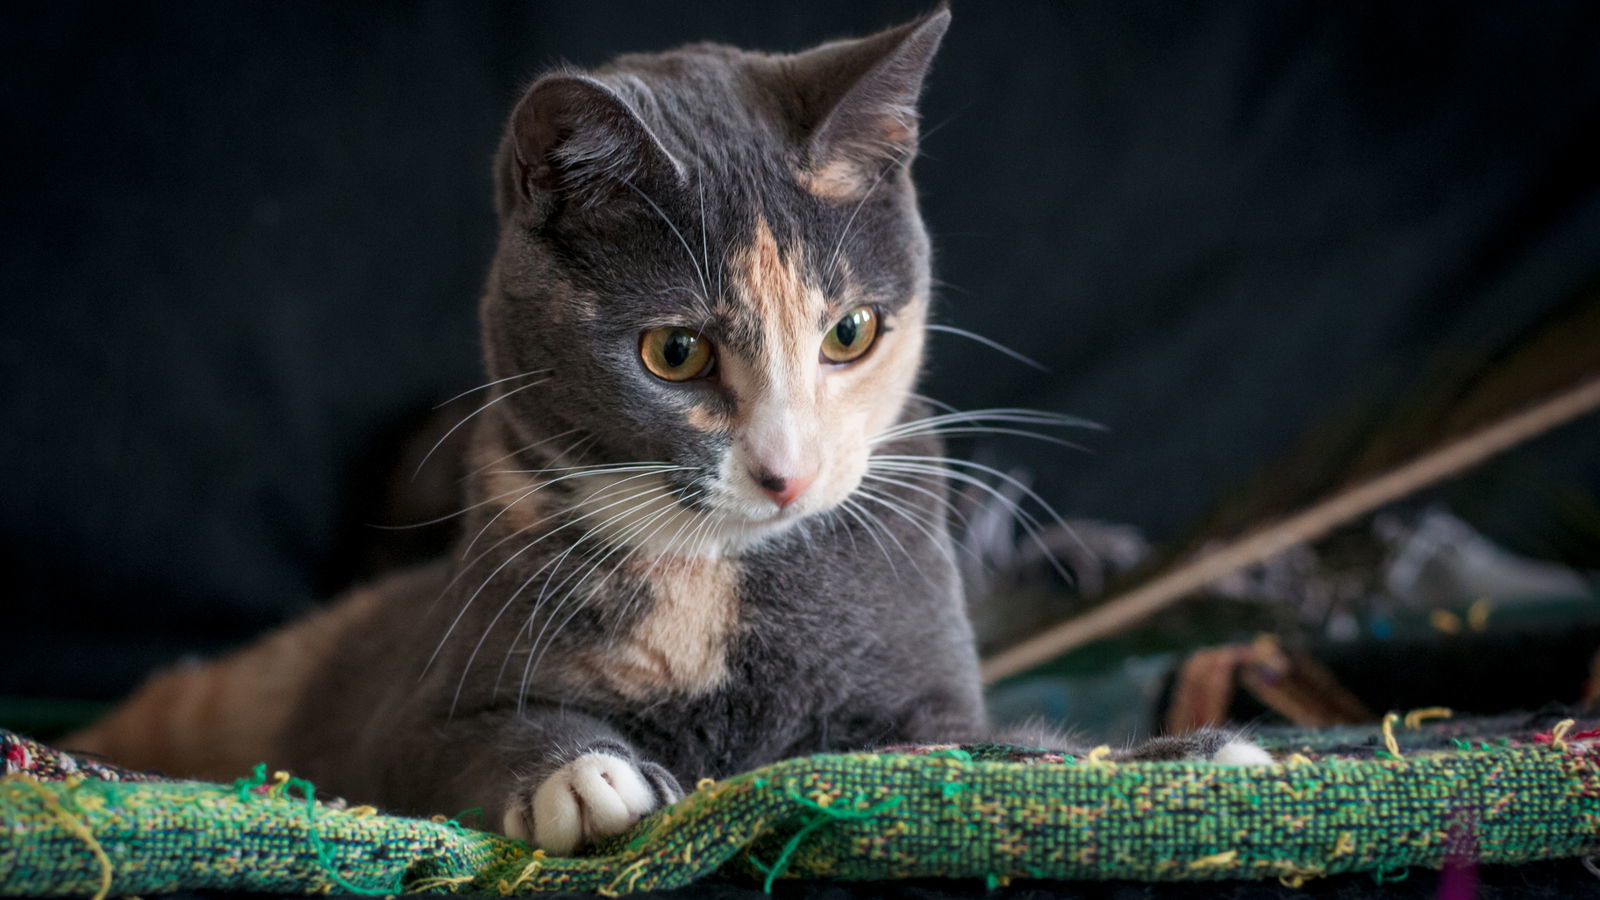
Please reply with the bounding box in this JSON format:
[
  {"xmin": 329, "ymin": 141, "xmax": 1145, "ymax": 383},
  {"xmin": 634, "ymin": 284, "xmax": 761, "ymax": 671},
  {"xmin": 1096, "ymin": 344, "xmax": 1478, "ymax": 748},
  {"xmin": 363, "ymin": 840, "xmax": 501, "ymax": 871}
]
[
  {"xmin": 799, "ymin": 159, "xmax": 869, "ymax": 200},
  {"xmin": 579, "ymin": 553, "xmax": 739, "ymax": 699},
  {"xmin": 62, "ymin": 578, "xmax": 393, "ymax": 782}
]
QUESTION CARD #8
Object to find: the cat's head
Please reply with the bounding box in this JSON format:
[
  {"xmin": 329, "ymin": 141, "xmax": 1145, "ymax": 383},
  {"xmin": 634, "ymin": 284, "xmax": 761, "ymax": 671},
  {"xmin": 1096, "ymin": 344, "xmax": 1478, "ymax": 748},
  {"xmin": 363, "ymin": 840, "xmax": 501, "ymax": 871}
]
[{"xmin": 478, "ymin": 9, "xmax": 949, "ymax": 553}]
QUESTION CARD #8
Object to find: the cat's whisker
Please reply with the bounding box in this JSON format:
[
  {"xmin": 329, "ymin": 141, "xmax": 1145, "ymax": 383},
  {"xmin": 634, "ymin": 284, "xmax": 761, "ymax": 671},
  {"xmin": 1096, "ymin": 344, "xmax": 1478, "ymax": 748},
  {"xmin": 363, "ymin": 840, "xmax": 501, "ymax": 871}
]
[
  {"xmin": 924, "ymin": 323, "xmax": 1048, "ymax": 372},
  {"xmin": 412, "ymin": 377, "xmax": 550, "ymax": 479},
  {"xmin": 824, "ymin": 139, "xmax": 919, "ymax": 294},
  {"xmin": 857, "ymin": 471, "xmax": 1009, "ymax": 582},
  {"xmin": 456, "ymin": 482, "xmax": 682, "ymax": 714},
  {"xmin": 541, "ymin": 485, "xmax": 712, "ymax": 696},
  {"xmin": 850, "ymin": 486, "xmax": 962, "ymax": 581},
  {"xmin": 620, "ymin": 177, "xmax": 712, "ymax": 310},
  {"xmin": 458, "ymin": 465, "xmax": 685, "ymax": 560},
  {"xmin": 459, "ymin": 428, "xmax": 590, "ymax": 483},
  {"xmin": 883, "ymin": 426, "xmax": 1090, "ymax": 451},
  {"xmin": 514, "ymin": 486, "xmax": 700, "ymax": 708},
  {"xmin": 424, "ymin": 480, "xmax": 680, "ymax": 683},
  {"xmin": 830, "ymin": 498, "xmax": 895, "ymax": 576},
  {"xmin": 908, "ymin": 392, "xmax": 961, "ymax": 414},
  {"xmin": 873, "ymin": 408, "xmax": 1102, "ymax": 444},
  {"xmin": 370, "ymin": 479, "xmax": 551, "ymax": 532},
  {"xmin": 432, "ymin": 368, "xmax": 552, "ymax": 409},
  {"xmin": 859, "ymin": 469, "xmax": 974, "ymax": 535},
  {"xmin": 696, "ymin": 172, "xmax": 718, "ymax": 319},
  {"xmin": 868, "ymin": 456, "xmax": 1080, "ymax": 585},
  {"xmin": 839, "ymin": 494, "xmax": 914, "ymax": 576}
]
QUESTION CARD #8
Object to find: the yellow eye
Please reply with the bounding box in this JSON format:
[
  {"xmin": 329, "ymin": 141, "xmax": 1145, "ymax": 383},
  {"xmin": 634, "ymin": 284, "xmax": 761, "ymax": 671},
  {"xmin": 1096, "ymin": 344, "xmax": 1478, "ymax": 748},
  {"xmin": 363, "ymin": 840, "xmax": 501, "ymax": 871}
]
[
  {"xmin": 640, "ymin": 327, "xmax": 714, "ymax": 381},
  {"xmin": 821, "ymin": 305, "xmax": 880, "ymax": 364}
]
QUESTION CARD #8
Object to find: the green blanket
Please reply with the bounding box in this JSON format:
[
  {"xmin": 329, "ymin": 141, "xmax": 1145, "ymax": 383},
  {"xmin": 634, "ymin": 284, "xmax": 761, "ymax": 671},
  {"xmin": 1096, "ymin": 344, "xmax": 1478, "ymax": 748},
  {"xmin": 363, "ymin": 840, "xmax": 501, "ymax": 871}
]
[{"xmin": 1, "ymin": 715, "xmax": 1597, "ymax": 896}]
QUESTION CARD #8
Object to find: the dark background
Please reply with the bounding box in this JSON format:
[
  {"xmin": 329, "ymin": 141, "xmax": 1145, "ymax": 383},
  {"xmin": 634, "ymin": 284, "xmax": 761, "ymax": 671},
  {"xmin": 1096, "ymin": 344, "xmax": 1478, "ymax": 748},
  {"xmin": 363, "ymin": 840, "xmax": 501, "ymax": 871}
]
[{"xmin": 3, "ymin": 1, "xmax": 1598, "ymax": 704}]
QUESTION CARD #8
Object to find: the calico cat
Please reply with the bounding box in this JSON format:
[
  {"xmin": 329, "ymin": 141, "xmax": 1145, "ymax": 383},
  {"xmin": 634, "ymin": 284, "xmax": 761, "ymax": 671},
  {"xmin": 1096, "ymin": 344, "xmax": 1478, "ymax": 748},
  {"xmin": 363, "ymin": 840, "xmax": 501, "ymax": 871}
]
[{"xmin": 66, "ymin": 9, "xmax": 1266, "ymax": 855}]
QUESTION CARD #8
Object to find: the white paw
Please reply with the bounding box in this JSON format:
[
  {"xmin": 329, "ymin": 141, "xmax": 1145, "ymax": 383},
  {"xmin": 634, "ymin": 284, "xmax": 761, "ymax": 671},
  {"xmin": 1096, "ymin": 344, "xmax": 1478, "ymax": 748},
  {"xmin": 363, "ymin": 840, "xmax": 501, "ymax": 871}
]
[
  {"xmin": 501, "ymin": 752, "xmax": 659, "ymax": 855},
  {"xmin": 1209, "ymin": 739, "xmax": 1273, "ymax": 766}
]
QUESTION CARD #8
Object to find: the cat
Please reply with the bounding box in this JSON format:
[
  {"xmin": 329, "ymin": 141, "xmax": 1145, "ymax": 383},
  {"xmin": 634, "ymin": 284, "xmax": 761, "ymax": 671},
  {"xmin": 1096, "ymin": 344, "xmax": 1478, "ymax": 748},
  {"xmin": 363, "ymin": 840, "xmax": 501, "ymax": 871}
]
[{"xmin": 65, "ymin": 8, "xmax": 1266, "ymax": 855}]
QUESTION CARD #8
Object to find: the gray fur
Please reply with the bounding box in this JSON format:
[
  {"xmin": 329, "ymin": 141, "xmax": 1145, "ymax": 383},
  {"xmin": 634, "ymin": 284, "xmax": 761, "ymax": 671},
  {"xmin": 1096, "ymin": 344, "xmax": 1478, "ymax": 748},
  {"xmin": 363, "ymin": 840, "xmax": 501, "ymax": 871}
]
[{"xmin": 273, "ymin": 9, "xmax": 1257, "ymax": 835}]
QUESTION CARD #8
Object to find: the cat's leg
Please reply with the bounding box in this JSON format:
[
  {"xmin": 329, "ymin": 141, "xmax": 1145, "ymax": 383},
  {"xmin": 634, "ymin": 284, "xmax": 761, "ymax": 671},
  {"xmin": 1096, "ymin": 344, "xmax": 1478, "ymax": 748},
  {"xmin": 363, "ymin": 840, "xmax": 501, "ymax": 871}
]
[
  {"xmin": 1114, "ymin": 727, "xmax": 1273, "ymax": 765},
  {"xmin": 500, "ymin": 735, "xmax": 683, "ymax": 854},
  {"xmin": 995, "ymin": 721, "xmax": 1271, "ymax": 765},
  {"xmin": 429, "ymin": 708, "xmax": 683, "ymax": 855}
]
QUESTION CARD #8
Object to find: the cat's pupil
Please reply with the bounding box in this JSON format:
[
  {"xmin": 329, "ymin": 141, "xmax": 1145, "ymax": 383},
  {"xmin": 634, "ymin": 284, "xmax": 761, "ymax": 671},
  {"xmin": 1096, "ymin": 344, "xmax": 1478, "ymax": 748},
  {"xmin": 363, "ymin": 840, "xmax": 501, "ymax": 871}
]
[
  {"xmin": 664, "ymin": 331, "xmax": 693, "ymax": 368},
  {"xmin": 834, "ymin": 317, "xmax": 858, "ymax": 347}
]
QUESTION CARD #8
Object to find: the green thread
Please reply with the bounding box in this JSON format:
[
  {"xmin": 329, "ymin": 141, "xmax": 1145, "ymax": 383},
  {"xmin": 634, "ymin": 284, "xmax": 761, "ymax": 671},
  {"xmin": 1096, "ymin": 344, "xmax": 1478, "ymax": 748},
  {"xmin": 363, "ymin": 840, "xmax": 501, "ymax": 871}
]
[
  {"xmin": 757, "ymin": 789, "xmax": 906, "ymax": 893},
  {"xmin": 6, "ymin": 724, "xmax": 1600, "ymax": 896},
  {"xmin": 1371, "ymin": 866, "xmax": 1410, "ymax": 884}
]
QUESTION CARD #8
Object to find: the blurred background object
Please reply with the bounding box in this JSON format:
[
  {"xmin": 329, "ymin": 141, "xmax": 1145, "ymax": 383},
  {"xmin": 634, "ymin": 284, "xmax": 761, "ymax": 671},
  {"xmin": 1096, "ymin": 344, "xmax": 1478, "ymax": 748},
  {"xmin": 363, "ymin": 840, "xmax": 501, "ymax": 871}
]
[{"xmin": 2, "ymin": 1, "xmax": 1597, "ymax": 747}]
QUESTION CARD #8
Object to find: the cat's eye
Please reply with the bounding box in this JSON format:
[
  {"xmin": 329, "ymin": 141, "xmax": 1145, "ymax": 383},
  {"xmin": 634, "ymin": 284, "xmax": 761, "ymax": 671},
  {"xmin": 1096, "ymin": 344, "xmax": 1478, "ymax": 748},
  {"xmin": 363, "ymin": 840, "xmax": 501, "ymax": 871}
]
[
  {"xmin": 640, "ymin": 327, "xmax": 715, "ymax": 382},
  {"xmin": 820, "ymin": 305, "xmax": 880, "ymax": 364}
]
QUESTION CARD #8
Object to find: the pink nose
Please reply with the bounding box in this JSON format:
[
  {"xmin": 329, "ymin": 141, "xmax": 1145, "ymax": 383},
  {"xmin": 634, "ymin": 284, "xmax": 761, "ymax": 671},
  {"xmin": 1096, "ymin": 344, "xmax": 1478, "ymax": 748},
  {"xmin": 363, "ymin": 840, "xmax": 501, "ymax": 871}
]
[{"xmin": 751, "ymin": 469, "xmax": 814, "ymax": 509}]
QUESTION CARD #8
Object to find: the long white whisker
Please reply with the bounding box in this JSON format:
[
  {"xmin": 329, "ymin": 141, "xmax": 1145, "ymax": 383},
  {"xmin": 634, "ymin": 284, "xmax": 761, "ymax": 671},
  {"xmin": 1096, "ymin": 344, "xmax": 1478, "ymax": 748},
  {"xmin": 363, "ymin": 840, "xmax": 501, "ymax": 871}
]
[
  {"xmin": 413, "ymin": 378, "xmax": 549, "ymax": 479},
  {"xmin": 869, "ymin": 456, "xmax": 1080, "ymax": 584},
  {"xmin": 456, "ymin": 482, "xmax": 684, "ymax": 713},
  {"xmin": 459, "ymin": 465, "xmax": 684, "ymax": 560},
  {"xmin": 877, "ymin": 425, "xmax": 1089, "ymax": 450},
  {"xmin": 422, "ymin": 479, "xmax": 677, "ymax": 681},
  {"xmin": 433, "ymin": 369, "xmax": 550, "ymax": 410},
  {"xmin": 874, "ymin": 408, "xmax": 1102, "ymax": 443},
  {"xmin": 852, "ymin": 486, "xmax": 962, "ymax": 578},
  {"xmin": 925, "ymin": 323, "xmax": 1048, "ymax": 372},
  {"xmin": 454, "ymin": 486, "xmax": 670, "ymax": 710},
  {"xmin": 515, "ymin": 488, "xmax": 699, "ymax": 708},
  {"xmin": 459, "ymin": 428, "xmax": 589, "ymax": 482},
  {"xmin": 620, "ymin": 177, "xmax": 711, "ymax": 306}
]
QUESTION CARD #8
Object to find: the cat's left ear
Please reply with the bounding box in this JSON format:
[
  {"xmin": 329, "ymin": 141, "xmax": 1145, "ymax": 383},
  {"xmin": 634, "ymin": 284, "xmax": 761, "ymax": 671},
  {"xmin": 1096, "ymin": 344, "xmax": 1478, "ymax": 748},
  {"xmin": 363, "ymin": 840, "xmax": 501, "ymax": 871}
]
[{"xmin": 788, "ymin": 7, "xmax": 951, "ymax": 198}]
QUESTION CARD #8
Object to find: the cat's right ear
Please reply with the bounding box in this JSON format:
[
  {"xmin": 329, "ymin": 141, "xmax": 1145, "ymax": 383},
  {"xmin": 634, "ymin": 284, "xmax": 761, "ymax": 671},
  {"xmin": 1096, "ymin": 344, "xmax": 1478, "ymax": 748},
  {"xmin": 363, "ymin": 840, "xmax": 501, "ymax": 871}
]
[{"xmin": 497, "ymin": 75, "xmax": 684, "ymax": 221}]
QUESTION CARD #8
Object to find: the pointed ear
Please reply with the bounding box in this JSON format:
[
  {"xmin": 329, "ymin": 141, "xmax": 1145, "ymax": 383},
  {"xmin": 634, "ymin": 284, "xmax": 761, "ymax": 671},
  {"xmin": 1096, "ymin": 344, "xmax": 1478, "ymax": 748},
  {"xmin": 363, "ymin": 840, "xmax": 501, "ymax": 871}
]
[
  {"xmin": 789, "ymin": 8, "xmax": 950, "ymax": 198},
  {"xmin": 498, "ymin": 74, "xmax": 684, "ymax": 219}
]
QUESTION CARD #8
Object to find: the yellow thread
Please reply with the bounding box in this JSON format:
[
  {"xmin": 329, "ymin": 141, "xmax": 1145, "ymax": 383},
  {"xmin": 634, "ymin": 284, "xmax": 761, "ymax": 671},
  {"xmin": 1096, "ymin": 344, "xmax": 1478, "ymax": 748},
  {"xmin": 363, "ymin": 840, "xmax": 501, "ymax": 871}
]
[
  {"xmin": 1551, "ymin": 719, "xmax": 1577, "ymax": 751},
  {"xmin": 347, "ymin": 805, "xmax": 378, "ymax": 817},
  {"xmin": 430, "ymin": 814, "xmax": 448, "ymax": 823},
  {"xmin": 1466, "ymin": 597, "xmax": 1491, "ymax": 631},
  {"xmin": 1381, "ymin": 713, "xmax": 1402, "ymax": 758},
  {"xmin": 1403, "ymin": 707, "xmax": 1452, "ymax": 730},
  {"xmin": 1276, "ymin": 865, "xmax": 1323, "ymax": 889},
  {"xmin": 695, "ymin": 777, "xmax": 716, "ymax": 791},
  {"xmin": 1285, "ymin": 753, "xmax": 1314, "ymax": 766},
  {"xmin": 601, "ymin": 858, "xmax": 651, "ymax": 897},
  {"xmin": 19, "ymin": 779, "xmax": 114, "ymax": 900},
  {"xmin": 1429, "ymin": 609, "xmax": 1462, "ymax": 634},
  {"xmin": 1188, "ymin": 850, "xmax": 1239, "ymax": 869},
  {"xmin": 1086, "ymin": 745, "xmax": 1112, "ymax": 764},
  {"xmin": 408, "ymin": 875, "xmax": 475, "ymax": 892},
  {"xmin": 1333, "ymin": 832, "xmax": 1356, "ymax": 856},
  {"xmin": 498, "ymin": 851, "xmax": 547, "ymax": 894}
]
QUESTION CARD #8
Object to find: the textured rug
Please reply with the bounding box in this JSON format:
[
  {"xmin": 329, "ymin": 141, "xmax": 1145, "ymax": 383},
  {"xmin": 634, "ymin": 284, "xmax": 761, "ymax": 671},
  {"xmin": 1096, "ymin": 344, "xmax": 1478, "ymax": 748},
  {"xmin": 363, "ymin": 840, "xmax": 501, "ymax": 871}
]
[{"xmin": 2, "ymin": 712, "xmax": 1597, "ymax": 896}]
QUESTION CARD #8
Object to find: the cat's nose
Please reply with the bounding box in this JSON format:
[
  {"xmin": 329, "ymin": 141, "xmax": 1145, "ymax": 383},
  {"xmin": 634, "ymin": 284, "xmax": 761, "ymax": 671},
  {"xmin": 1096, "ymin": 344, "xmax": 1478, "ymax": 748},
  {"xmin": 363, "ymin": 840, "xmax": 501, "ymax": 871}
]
[{"xmin": 751, "ymin": 468, "xmax": 813, "ymax": 509}]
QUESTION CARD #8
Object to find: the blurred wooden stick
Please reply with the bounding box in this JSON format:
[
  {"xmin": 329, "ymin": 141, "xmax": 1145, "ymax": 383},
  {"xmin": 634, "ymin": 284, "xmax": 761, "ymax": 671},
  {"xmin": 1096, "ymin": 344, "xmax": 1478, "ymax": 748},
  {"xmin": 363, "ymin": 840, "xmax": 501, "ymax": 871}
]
[{"xmin": 981, "ymin": 373, "xmax": 1600, "ymax": 684}]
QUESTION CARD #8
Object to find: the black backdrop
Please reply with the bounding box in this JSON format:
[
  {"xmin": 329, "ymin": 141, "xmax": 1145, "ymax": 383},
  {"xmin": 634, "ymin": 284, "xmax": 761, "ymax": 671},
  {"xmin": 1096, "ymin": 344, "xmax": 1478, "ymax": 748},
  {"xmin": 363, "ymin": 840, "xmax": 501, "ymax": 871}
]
[{"xmin": 4, "ymin": 1, "xmax": 1598, "ymax": 702}]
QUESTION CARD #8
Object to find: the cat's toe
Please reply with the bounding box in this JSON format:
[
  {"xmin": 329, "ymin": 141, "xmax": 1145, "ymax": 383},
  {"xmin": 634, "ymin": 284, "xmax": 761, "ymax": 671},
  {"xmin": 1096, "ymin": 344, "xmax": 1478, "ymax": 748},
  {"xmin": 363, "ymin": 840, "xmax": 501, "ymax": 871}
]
[
  {"xmin": 1208, "ymin": 739, "xmax": 1273, "ymax": 766},
  {"xmin": 502, "ymin": 751, "xmax": 660, "ymax": 854}
]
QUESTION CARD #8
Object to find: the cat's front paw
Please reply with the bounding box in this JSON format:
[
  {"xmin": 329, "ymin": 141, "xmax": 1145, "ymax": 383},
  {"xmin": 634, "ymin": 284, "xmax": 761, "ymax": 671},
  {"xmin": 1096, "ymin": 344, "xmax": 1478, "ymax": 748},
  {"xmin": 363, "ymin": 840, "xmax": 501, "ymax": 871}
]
[{"xmin": 502, "ymin": 751, "xmax": 681, "ymax": 854}]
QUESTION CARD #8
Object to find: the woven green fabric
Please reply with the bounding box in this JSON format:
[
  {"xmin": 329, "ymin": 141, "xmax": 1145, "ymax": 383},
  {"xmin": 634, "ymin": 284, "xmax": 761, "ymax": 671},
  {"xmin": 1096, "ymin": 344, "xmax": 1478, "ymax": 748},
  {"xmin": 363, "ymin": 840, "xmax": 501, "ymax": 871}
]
[{"xmin": 2, "ymin": 718, "xmax": 1598, "ymax": 896}]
